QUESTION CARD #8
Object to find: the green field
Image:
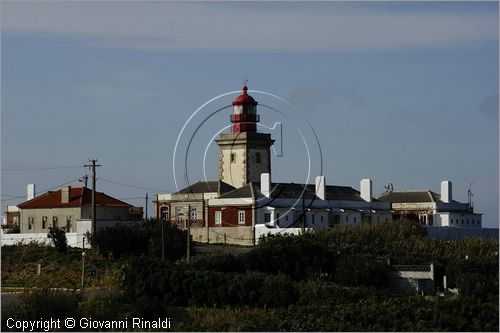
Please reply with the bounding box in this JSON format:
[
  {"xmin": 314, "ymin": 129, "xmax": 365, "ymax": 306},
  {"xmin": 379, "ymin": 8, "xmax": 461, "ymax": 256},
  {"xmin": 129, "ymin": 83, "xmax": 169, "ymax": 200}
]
[{"xmin": 2, "ymin": 221, "xmax": 498, "ymax": 331}]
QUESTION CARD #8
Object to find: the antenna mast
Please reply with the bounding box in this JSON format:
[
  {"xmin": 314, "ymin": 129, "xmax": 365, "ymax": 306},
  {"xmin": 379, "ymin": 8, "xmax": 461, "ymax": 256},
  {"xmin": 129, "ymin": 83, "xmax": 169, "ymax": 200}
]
[{"xmin": 467, "ymin": 181, "xmax": 474, "ymax": 213}]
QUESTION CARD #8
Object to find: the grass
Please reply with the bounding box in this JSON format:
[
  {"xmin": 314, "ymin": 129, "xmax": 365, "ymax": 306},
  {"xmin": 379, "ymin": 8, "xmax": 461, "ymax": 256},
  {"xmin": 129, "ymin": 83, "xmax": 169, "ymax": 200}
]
[{"xmin": 1, "ymin": 243, "xmax": 123, "ymax": 289}]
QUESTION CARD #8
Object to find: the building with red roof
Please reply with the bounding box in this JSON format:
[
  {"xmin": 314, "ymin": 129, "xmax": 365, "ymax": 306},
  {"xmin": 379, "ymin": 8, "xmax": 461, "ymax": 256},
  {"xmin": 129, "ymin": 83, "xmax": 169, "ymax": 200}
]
[{"xmin": 17, "ymin": 186, "xmax": 142, "ymax": 233}]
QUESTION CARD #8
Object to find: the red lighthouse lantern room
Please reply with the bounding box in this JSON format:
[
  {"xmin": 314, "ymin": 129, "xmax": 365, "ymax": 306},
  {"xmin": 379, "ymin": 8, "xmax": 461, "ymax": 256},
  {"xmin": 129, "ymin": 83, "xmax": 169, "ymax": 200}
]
[{"xmin": 231, "ymin": 86, "xmax": 260, "ymax": 133}]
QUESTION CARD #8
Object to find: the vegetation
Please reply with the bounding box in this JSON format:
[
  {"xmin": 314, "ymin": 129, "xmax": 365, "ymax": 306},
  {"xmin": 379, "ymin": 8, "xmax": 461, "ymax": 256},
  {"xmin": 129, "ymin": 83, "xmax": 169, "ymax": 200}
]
[
  {"xmin": 47, "ymin": 227, "xmax": 68, "ymax": 253},
  {"xmin": 88, "ymin": 220, "xmax": 188, "ymax": 260},
  {"xmin": 1, "ymin": 221, "xmax": 498, "ymax": 331}
]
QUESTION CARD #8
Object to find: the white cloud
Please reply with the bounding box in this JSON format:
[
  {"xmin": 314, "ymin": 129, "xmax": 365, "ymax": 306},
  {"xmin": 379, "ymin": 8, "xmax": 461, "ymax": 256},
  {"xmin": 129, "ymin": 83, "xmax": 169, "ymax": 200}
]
[{"xmin": 1, "ymin": 2, "xmax": 498, "ymax": 51}]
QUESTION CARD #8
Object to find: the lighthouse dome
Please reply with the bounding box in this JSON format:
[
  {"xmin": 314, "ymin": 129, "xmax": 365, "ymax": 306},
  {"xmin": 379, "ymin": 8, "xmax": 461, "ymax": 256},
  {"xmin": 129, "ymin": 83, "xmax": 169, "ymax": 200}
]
[{"xmin": 232, "ymin": 86, "xmax": 258, "ymax": 106}]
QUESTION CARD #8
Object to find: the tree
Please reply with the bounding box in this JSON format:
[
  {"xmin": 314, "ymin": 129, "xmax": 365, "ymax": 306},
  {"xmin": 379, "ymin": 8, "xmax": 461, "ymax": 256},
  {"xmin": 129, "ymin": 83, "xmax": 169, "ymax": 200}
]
[{"xmin": 47, "ymin": 227, "xmax": 67, "ymax": 253}]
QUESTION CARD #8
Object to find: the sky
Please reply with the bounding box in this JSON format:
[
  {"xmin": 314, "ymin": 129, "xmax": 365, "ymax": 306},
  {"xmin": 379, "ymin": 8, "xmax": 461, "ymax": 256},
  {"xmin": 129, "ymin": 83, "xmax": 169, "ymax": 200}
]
[{"xmin": 1, "ymin": 1, "xmax": 498, "ymax": 227}]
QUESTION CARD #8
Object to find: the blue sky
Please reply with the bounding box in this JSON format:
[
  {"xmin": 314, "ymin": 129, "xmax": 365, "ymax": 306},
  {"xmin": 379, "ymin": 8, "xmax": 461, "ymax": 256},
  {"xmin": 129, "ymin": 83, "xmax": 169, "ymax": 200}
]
[{"xmin": 1, "ymin": 1, "xmax": 498, "ymax": 227}]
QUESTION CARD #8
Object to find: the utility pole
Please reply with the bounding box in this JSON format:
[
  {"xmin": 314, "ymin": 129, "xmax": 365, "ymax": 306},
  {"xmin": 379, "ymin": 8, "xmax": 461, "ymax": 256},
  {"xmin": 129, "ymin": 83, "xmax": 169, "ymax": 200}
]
[
  {"xmin": 84, "ymin": 159, "xmax": 101, "ymax": 233},
  {"xmin": 302, "ymin": 194, "xmax": 306, "ymax": 233},
  {"xmin": 81, "ymin": 251, "xmax": 86, "ymax": 288},
  {"xmin": 162, "ymin": 218, "xmax": 165, "ymax": 261},
  {"xmin": 187, "ymin": 204, "xmax": 191, "ymax": 263},
  {"xmin": 79, "ymin": 175, "xmax": 89, "ymax": 188},
  {"xmin": 145, "ymin": 193, "xmax": 148, "ymax": 220}
]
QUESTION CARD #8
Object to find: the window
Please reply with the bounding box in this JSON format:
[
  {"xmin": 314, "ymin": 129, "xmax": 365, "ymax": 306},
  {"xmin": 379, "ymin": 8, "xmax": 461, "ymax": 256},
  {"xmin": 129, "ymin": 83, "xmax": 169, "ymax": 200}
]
[
  {"xmin": 231, "ymin": 153, "xmax": 236, "ymax": 163},
  {"xmin": 461, "ymin": 219, "xmax": 464, "ymax": 224},
  {"xmin": 238, "ymin": 211, "xmax": 245, "ymax": 224},
  {"xmin": 466, "ymin": 219, "xmax": 469, "ymax": 224},
  {"xmin": 353, "ymin": 217, "xmax": 357, "ymax": 223},
  {"xmin": 42, "ymin": 216, "xmax": 48, "ymax": 229},
  {"xmin": 264, "ymin": 213, "xmax": 271, "ymax": 223},
  {"xmin": 255, "ymin": 152, "xmax": 261, "ymax": 164},
  {"xmin": 66, "ymin": 216, "xmax": 72, "ymax": 231},
  {"xmin": 52, "ymin": 216, "xmax": 58, "ymax": 228},
  {"xmin": 28, "ymin": 217, "xmax": 34, "ymax": 230},
  {"xmin": 191, "ymin": 208, "xmax": 197, "ymax": 221},
  {"xmin": 451, "ymin": 219, "xmax": 454, "ymax": 224},
  {"xmin": 285, "ymin": 215, "xmax": 289, "ymax": 221},
  {"xmin": 215, "ymin": 211, "xmax": 222, "ymax": 225},
  {"xmin": 345, "ymin": 215, "xmax": 349, "ymax": 223},
  {"xmin": 176, "ymin": 208, "xmax": 183, "ymax": 221},
  {"xmin": 312, "ymin": 214, "xmax": 315, "ymax": 224},
  {"xmin": 160, "ymin": 206, "xmax": 169, "ymax": 221}
]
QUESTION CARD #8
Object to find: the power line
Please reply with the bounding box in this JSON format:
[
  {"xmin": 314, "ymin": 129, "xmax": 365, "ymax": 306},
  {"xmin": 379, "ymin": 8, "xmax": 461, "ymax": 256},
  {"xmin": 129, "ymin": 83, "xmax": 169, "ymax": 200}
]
[
  {"xmin": 1, "ymin": 165, "xmax": 84, "ymax": 171},
  {"xmin": 1, "ymin": 194, "xmax": 24, "ymax": 198},
  {"xmin": 0, "ymin": 195, "xmax": 26, "ymax": 202},
  {"xmin": 84, "ymin": 159, "xmax": 101, "ymax": 234},
  {"xmin": 1, "ymin": 177, "xmax": 82, "ymax": 202},
  {"xmin": 118, "ymin": 197, "xmax": 146, "ymax": 200},
  {"xmin": 99, "ymin": 177, "xmax": 170, "ymax": 193}
]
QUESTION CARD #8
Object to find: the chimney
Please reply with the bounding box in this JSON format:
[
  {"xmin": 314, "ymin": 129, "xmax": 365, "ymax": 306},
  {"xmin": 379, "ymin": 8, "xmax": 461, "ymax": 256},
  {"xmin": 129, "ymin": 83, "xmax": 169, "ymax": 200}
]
[
  {"xmin": 27, "ymin": 184, "xmax": 36, "ymax": 201},
  {"xmin": 360, "ymin": 179, "xmax": 372, "ymax": 202},
  {"xmin": 441, "ymin": 181, "xmax": 452, "ymax": 203},
  {"xmin": 261, "ymin": 173, "xmax": 271, "ymax": 198},
  {"xmin": 315, "ymin": 176, "xmax": 326, "ymax": 200},
  {"xmin": 61, "ymin": 186, "xmax": 71, "ymax": 204}
]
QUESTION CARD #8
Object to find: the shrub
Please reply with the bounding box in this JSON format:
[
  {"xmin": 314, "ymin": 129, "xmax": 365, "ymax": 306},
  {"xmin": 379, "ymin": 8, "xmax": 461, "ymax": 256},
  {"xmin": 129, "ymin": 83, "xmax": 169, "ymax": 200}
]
[
  {"xmin": 89, "ymin": 220, "xmax": 188, "ymax": 260},
  {"xmin": 3, "ymin": 289, "xmax": 80, "ymax": 322},
  {"xmin": 245, "ymin": 232, "xmax": 337, "ymax": 280},
  {"xmin": 120, "ymin": 257, "xmax": 298, "ymax": 308},
  {"xmin": 334, "ymin": 255, "xmax": 388, "ymax": 287},
  {"xmin": 47, "ymin": 227, "xmax": 67, "ymax": 253}
]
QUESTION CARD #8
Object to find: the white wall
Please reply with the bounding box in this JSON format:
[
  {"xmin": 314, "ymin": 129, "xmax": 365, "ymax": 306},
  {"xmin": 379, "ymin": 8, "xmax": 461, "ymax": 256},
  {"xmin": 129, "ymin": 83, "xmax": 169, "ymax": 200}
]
[
  {"xmin": 254, "ymin": 224, "xmax": 304, "ymax": 244},
  {"xmin": 433, "ymin": 212, "xmax": 481, "ymax": 228},
  {"xmin": 20, "ymin": 207, "xmax": 82, "ymax": 233},
  {"xmin": 341, "ymin": 211, "xmax": 362, "ymax": 225},
  {"xmin": 1, "ymin": 231, "xmax": 87, "ymax": 248},
  {"xmin": 256, "ymin": 206, "xmax": 388, "ymax": 228},
  {"xmin": 191, "ymin": 226, "xmax": 254, "ymax": 246},
  {"xmin": 2, "ymin": 219, "xmax": 137, "ymax": 249}
]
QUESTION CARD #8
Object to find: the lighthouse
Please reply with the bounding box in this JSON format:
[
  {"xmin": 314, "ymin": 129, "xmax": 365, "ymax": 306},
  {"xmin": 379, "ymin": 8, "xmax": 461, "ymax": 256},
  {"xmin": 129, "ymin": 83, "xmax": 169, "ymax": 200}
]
[{"xmin": 216, "ymin": 85, "xmax": 275, "ymax": 188}]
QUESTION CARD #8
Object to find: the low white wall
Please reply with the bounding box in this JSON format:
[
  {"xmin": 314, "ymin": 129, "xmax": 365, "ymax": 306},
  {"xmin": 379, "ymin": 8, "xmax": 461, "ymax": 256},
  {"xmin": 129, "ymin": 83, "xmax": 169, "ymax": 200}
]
[
  {"xmin": 1, "ymin": 219, "xmax": 138, "ymax": 249},
  {"xmin": 191, "ymin": 226, "xmax": 254, "ymax": 246},
  {"xmin": 1, "ymin": 231, "xmax": 88, "ymax": 248},
  {"xmin": 254, "ymin": 224, "xmax": 306, "ymax": 244}
]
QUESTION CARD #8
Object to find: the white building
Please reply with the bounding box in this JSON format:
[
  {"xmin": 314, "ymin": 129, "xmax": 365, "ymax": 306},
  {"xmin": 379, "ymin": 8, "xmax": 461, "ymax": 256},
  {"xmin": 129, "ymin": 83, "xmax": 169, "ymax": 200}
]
[{"xmin": 378, "ymin": 181, "xmax": 482, "ymax": 228}]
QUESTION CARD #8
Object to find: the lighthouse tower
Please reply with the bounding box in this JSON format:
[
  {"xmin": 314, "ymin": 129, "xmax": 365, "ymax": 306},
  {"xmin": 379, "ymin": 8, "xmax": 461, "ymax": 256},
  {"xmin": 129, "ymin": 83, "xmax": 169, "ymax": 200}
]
[{"xmin": 216, "ymin": 85, "xmax": 274, "ymax": 188}]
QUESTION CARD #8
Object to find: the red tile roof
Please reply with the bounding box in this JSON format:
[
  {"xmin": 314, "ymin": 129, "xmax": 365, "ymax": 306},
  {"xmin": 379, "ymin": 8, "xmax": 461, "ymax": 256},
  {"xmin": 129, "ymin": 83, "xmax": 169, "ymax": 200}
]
[
  {"xmin": 232, "ymin": 86, "xmax": 257, "ymax": 106},
  {"xmin": 17, "ymin": 187, "xmax": 131, "ymax": 209}
]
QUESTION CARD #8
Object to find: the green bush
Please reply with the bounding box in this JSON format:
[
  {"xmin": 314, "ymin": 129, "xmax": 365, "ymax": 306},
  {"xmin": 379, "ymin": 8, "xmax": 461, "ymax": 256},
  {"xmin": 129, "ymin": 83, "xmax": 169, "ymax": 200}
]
[
  {"xmin": 47, "ymin": 227, "xmax": 67, "ymax": 253},
  {"xmin": 446, "ymin": 258, "xmax": 499, "ymax": 301},
  {"xmin": 120, "ymin": 257, "xmax": 298, "ymax": 308},
  {"xmin": 2, "ymin": 289, "xmax": 80, "ymax": 324},
  {"xmin": 89, "ymin": 220, "xmax": 188, "ymax": 260},
  {"xmin": 334, "ymin": 255, "xmax": 388, "ymax": 287},
  {"xmin": 245, "ymin": 232, "xmax": 337, "ymax": 280},
  {"xmin": 187, "ymin": 253, "xmax": 245, "ymax": 273}
]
